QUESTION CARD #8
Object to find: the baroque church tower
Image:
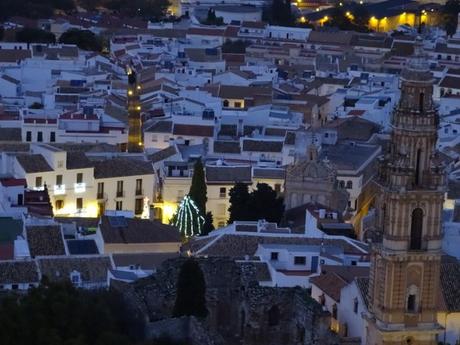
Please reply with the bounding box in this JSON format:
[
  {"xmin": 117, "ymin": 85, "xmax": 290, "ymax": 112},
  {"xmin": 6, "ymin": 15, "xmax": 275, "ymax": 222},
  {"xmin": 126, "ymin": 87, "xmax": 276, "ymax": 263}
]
[
  {"xmin": 366, "ymin": 38, "xmax": 445, "ymax": 345},
  {"xmin": 126, "ymin": 65, "xmax": 143, "ymax": 153}
]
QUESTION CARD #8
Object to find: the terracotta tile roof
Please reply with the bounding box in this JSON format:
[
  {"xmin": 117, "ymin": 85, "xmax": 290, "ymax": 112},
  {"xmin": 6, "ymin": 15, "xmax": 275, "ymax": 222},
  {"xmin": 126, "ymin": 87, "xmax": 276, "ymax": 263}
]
[
  {"xmin": 0, "ymin": 260, "xmax": 39, "ymax": 284},
  {"xmin": 0, "ymin": 49, "xmax": 31, "ymax": 63},
  {"xmin": 26, "ymin": 225, "xmax": 65, "ymax": 257},
  {"xmin": 66, "ymin": 151, "xmax": 93, "ymax": 169},
  {"xmin": 112, "ymin": 252, "xmax": 179, "ymax": 270},
  {"xmin": 213, "ymin": 141, "xmax": 241, "ymax": 154},
  {"xmin": 0, "ymin": 243, "xmax": 14, "ymax": 260},
  {"xmin": 173, "ymin": 124, "xmax": 214, "ymax": 137},
  {"xmin": 242, "ymin": 139, "xmax": 283, "ymax": 153},
  {"xmin": 0, "ymin": 128, "xmax": 21, "ymax": 142},
  {"xmin": 100, "ymin": 216, "xmax": 181, "ymax": 244},
  {"xmin": 145, "ymin": 120, "xmax": 173, "ymax": 133},
  {"xmin": 16, "ymin": 154, "xmax": 53, "ymax": 173},
  {"xmin": 67, "ymin": 240, "xmax": 99, "ymax": 255},
  {"xmin": 440, "ymin": 262, "xmax": 460, "ymax": 312},
  {"xmin": 192, "ymin": 234, "xmax": 367, "ymax": 258},
  {"xmin": 439, "ymin": 76, "xmax": 460, "ymax": 89},
  {"xmin": 148, "ymin": 146, "xmax": 177, "ymax": 163},
  {"xmin": 93, "ymin": 158, "xmax": 153, "ymax": 179},
  {"xmin": 37, "ymin": 256, "xmax": 112, "ymax": 284},
  {"xmin": 355, "ymin": 277, "xmax": 370, "ymax": 308},
  {"xmin": 205, "ymin": 165, "xmax": 252, "ymax": 184}
]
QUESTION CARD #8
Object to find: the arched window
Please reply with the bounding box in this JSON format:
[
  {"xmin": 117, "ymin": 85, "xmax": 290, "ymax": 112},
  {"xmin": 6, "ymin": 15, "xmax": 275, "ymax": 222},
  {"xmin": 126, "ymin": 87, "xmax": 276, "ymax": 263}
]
[
  {"xmin": 268, "ymin": 305, "xmax": 280, "ymax": 326},
  {"xmin": 346, "ymin": 180, "xmax": 353, "ymax": 189},
  {"xmin": 406, "ymin": 285, "xmax": 419, "ymax": 313},
  {"xmin": 410, "ymin": 208, "xmax": 423, "ymax": 250},
  {"xmin": 223, "ymin": 99, "xmax": 229, "ymax": 107}
]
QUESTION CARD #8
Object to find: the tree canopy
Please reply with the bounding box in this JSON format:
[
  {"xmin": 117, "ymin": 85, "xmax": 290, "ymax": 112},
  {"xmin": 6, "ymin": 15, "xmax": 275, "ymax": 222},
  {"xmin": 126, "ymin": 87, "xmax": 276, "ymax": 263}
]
[
  {"xmin": 173, "ymin": 258, "xmax": 208, "ymax": 318},
  {"xmin": 188, "ymin": 159, "xmax": 207, "ymax": 216},
  {"xmin": 443, "ymin": 0, "xmax": 460, "ymax": 36},
  {"xmin": 269, "ymin": 0, "xmax": 293, "ymax": 26},
  {"xmin": 107, "ymin": 0, "xmax": 171, "ymax": 21},
  {"xmin": 228, "ymin": 182, "xmax": 252, "ymax": 223},
  {"xmin": 59, "ymin": 29, "xmax": 104, "ymax": 52},
  {"xmin": 0, "ymin": 0, "xmax": 74, "ymax": 20},
  {"xmin": 228, "ymin": 183, "xmax": 284, "ymax": 224},
  {"xmin": 0, "ymin": 281, "xmax": 145, "ymax": 345},
  {"xmin": 16, "ymin": 28, "xmax": 56, "ymax": 44}
]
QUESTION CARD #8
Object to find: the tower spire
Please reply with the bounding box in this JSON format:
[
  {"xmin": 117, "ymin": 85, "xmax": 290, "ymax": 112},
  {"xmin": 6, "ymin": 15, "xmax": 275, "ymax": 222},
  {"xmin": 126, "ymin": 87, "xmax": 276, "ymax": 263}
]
[
  {"xmin": 126, "ymin": 64, "xmax": 143, "ymax": 153},
  {"xmin": 366, "ymin": 36, "xmax": 445, "ymax": 345}
]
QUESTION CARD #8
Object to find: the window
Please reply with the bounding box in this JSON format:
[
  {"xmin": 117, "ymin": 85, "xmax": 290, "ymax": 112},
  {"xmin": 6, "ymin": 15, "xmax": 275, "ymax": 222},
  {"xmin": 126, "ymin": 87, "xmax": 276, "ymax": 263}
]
[
  {"xmin": 353, "ymin": 298, "xmax": 359, "ymax": 314},
  {"xmin": 410, "ymin": 208, "xmax": 423, "ymax": 250},
  {"xmin": 56, "ymin": 175, "xmax": 63, "ymax": 186},
  {"xmin": 219, "ymin": 187, "xmax": 226, "ymax": 198},
  {"xmin": 12, "ymin": 284, "xmax": 18, "ymax": 290},
  {"xmin": 234, "ymin": 101, "xmax": 242, "ymax": 108},
  {"xmin": 223, "ymin": 99, "xmax": 229, "ymax": 107},
  {"xmin": 151, "ymin": 135, "xmax": 158, "ymax": 142},
  {"xmin": 37, "ymin": 131, "xmax": 43, "ymax": 142},
  {"xmin": 407, "ymin": 294, "xmax": 416, "ymax": 312},
  {"xmin": 270, "ymin": 252, "xmax": 279, "ymax": 261},
  {"xmin": 116, "ymin": 181, "xmax": 124, "ymax": 197},
  {"xmin": 135, "ymin": 198, "xmax": 143, "ymax": 215},
  {"xmin": 135, "ymin": 179, "xmax": 142, "ymax": 195},
  {"xmin": 346, "ymin": 180, "xmax": 353, "ymax": 189},
  {"xmin": 339, "ymin": 180, "xmax": 345, "ymax": 189},
  {"xmin": 57, "ymin": 160, "xmax": 64, "ymax": 168},
  {"xmin": 274, "ymin": 184, "xmax": 281, "ymax": 194},
  {"xmin": 116, "ymin": 201, "xmax": 123, "ymax": 211},
  {"xmin": 50, "ymin": 132, "xmax": 56, "ymax": 142},
  {"xmin": 294, "ymin": 256, "xmax": 306, "ymax": 265},
  {"xmin": 419, "ymin": 92, "xmax": 424, "ymax": 112},
  {"xmin": 55, "ymin": 200, "xmax": 64, "ymax": 210},
  {"xmin": 35, "ymin": 176, "xmax": 42, "ymax": 188},
  {"xmin": 76, "ymin": 198, "xmax": 83, "ymax": 210},
  {"xmin": 26, "ymin": 131, "xmax": 31, "ymax": 142},
  {"xmin": 97, "ymin": 182, "xmax": 104, "ymax": 199},
  {"xmin": 70, "ymin": 271, "xmax": 81, "ymax": 285},
  {"xmin": 76, "ymin": 173, "xmax": 83, "ymax": 184}
]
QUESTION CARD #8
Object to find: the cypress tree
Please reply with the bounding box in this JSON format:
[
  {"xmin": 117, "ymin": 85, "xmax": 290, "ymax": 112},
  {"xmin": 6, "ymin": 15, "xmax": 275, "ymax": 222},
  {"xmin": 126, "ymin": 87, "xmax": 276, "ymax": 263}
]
[
  {"xmin": 173, "ymin": 258, "xmax": 208, "ymax": 318},
  {"xmin": 188, "ymin": 159, "xmax": 207, "ymax": 216},
  {"xmin": 228, "ymin": 183, "xmax": 251, "ymax": 223}
]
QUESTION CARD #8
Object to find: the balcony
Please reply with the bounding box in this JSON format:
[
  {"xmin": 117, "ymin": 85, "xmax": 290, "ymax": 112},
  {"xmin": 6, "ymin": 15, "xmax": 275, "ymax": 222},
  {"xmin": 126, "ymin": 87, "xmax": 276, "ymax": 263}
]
[
  {"xmin": 53, "ymin": 184, "xmax": 66, "ymax": 195},
  {"xmin": 116, "ymin": 191, "xmax": 125, "ymax": 198},
  {"xmin": 97, "ymin": 192, "xmax": 107, "ymax": 200},
  {"xmin": 74, "ymin": 182, "xmax": 86, "ymax": 194}
]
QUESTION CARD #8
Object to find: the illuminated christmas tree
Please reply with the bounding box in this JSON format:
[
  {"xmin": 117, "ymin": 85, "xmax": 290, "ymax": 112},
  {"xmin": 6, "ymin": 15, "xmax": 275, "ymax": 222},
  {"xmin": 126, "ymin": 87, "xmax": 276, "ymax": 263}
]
[{"xmin": 173, "ymin": 195, "xmax": 205, "ymax": 237}]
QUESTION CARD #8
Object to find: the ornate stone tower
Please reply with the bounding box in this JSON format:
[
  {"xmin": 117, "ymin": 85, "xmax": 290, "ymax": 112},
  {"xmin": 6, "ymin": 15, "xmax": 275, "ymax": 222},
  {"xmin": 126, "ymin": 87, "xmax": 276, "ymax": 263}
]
[
  {"xmin": 126, "ymin": 65, "xmax": 143, "ymax": 153},
  {"xmin": 366, "ymin": 38, "xmax": 445, "ymax": 345},
  {"xmin": 284, "ymin": 131, "xmax": 348, "ymax": 212}
]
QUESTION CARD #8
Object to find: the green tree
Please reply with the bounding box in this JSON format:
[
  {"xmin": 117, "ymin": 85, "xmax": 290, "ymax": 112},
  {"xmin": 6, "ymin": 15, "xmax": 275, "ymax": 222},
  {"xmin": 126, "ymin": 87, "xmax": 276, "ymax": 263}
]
[
  {"xmin": 352, "ymin": 3, "xmax": 370, "ymax": 30},
  {"xmin": 188, "ymin": 159, "xmax": 207, "ymax": 216},
  {"xmin": 203, "ymin": 8, "xmax": 224, "ymax": 25},
  {"xmin": 59, "ymin": 29, "xmax": 103, "ymax": 52},
  {"xmin": 202, "ymin": 212, "xmax": 215, "ymax": 235},
  {"xmin": 107, "ymin": 0, "xmax": 171, "ymax": 21},
  {"xmin": 443, "ymin": 0, "xmax": 460, "ymax": 36},
  {"xmin": 16, "ymin": 28, "xmax": 56, "ymax": 44},
  {"xmin": 270, "ymin": 0, "xmax": 293, "ymax": 26},
  {"xmin": 250, "ymin": 183, "xmax": 284, "ymax": 223},
  {"xmin": 222, "ymin": 39, "xmax": 250, "ymax": 53},
  {"xmin": 228, "ymin": 182, "xmax": 252, "ymax": 223},
  {"xmin": 173, "ymin": 258, "xmax": 208, "ymax": 318}
]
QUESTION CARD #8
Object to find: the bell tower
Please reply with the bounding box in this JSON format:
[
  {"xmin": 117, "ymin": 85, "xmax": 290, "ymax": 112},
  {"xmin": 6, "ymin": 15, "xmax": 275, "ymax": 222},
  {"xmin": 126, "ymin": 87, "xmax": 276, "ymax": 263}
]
[
  {"xmin": 366, "ymin": 37, "xmax": 445, "ymax": 345},
  {"xmin": 126, "ymin": 65, "xmax": 143, "ymax": 153}
]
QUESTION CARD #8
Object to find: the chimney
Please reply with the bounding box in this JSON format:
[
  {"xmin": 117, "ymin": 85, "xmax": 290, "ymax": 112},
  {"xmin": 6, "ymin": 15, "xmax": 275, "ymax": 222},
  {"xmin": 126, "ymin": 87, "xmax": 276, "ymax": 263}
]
[{"xmin": 319, "ymin": 209, "xmax": 326, "ymax": 219}]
